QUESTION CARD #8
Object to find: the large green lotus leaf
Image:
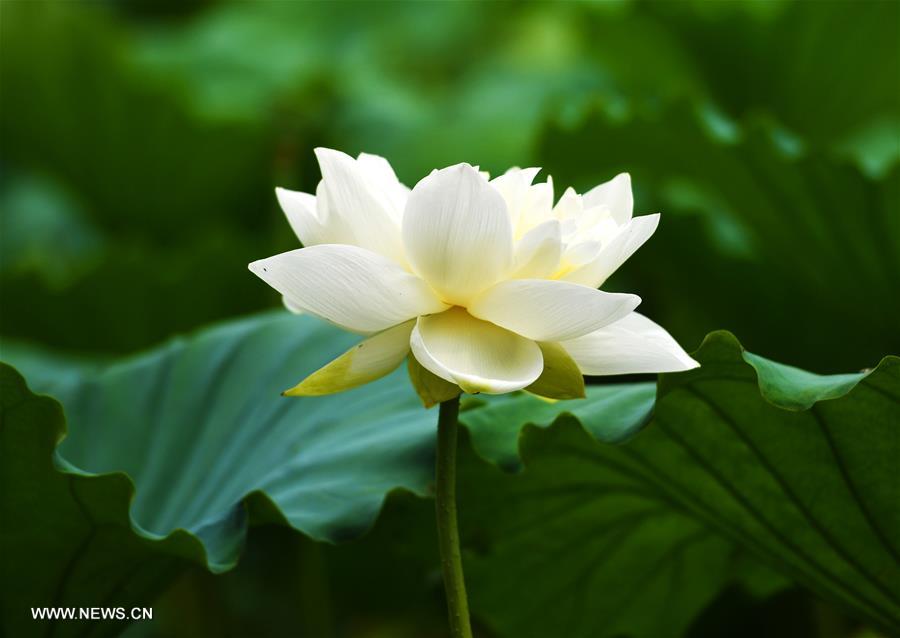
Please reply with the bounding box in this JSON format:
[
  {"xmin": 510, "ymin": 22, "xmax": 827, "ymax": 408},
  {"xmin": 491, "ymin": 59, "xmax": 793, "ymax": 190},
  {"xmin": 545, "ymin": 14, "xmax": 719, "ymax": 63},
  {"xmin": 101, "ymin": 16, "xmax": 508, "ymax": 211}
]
[
  {"xmin": 3, "ymin": 313, "xmax": 434, "ymax": 552},
  {"xmin": 458, "ymin": 332, "xmax": 900, "ymax": 638},
  {"xmin": 4, "ymin": 314, "xmax": 899, "ymax": 637},
  {"xmin": 0, "ymin": 366, "xmax": 194, "ymax": 638},
  {"xmin": 0, "ymin": 312, "xmax": 651, "ymax": 637},
  {"xmin": 462, "ymin": 382, "xmax": 655, "ymax": 471},
  {"xmin": 0, "ymin": 314, "xmax": 429, "ymax": 637}
]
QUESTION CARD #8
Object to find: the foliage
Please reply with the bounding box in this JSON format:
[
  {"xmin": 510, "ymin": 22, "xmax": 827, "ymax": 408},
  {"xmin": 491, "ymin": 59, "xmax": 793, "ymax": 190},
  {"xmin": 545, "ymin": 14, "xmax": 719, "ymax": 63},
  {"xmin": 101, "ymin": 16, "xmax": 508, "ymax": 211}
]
[
  {"xmin": 3, "ymin": 315, "xmax": 898, "ymax": 637},
  {"xmin": 462, "ymin": 334, "xmax": 900, "ymax": 637},
  {"xmin": 1, "ymin": 0, "xmax": 898, "ymax": 636}
]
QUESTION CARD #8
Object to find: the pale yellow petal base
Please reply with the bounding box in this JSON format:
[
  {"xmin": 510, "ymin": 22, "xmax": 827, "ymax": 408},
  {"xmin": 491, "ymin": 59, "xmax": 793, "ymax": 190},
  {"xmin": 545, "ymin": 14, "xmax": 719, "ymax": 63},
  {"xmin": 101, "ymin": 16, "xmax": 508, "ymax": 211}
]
[{"xmin": 283, "ymin": 320, "xmax": 414, "ymax": 396}]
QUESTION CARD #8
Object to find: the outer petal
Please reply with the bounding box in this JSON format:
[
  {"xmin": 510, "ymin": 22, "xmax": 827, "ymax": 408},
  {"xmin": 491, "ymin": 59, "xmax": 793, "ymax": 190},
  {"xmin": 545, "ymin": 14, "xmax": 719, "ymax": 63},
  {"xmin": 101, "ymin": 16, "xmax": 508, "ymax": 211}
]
[
  {"xmin": 560, "ymin": 312, "xmax": 699, "ymax": 375},
  {"xmin": 276, "ymin": 187, "xmax": 324, "ymax": 246},
  {"xmin": 248, "ymin": 245, "xmax": 447, "ymax": 334},
  {"xmin": 282, "ymin": 295, "xmax": 304, "ymax": 314},
  {"xmin": 283, "ymin": 320, "xmax": 413, "ymax": 396},
  {"xmin": 468, "ymin": 279, "xmax": 640, "ymax": 342},
  {"xmin": 584, "ymin": 172, "xmax": 633, "ymax": 225},
  {"xmin": 510, "ymin": 220, "xmax": 563, "ymax": 279},
  {"xmin": 409, "ymin": 307, "xmax": 543, "ymax": 394},
  {"xmin": 314, "ymin": 148, "xmax": 405, "ymax": 263},
  {"xmin": 402, "ymin": 163, "xmax": 513, "ymax": 305},
  {"xmin": 560, "ymin": 214, "xmax": 660, "ymax": 288},
  {"xmin": 356, "ymin": 152, "xmax": 402, "ymax": 187}
]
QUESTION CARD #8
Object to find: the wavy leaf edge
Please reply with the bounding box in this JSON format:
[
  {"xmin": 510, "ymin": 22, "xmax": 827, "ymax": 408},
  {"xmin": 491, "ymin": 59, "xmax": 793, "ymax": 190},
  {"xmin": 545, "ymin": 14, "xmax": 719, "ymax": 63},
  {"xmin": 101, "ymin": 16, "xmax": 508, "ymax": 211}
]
[{"xmin": 2, "ymin": 327, "xmax": 896, "ymax": 576}]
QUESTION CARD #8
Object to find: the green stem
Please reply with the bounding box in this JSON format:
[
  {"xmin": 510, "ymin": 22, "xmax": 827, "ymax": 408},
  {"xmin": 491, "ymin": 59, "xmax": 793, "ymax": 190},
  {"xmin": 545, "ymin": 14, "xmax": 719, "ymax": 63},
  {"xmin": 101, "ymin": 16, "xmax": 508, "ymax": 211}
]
[{"xmin": 435, "ymin": 395, "xmax": 473, "ymax": 638}]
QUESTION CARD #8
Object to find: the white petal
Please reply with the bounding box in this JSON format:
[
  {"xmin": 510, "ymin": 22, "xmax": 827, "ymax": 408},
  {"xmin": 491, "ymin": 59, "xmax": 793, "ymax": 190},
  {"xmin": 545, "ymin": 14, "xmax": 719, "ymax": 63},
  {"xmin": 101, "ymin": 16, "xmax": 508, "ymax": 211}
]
[
  {"xmin": 553, "ymin": 187, "xmax": 582, "ymax": 220},
  {"xmin": 560, "ymin": 214, "xmax": 659, "ymax": 288},
  {"xmin": 282, "ymin": 295, "xmax": 304, "ymax": 314},
  {"xmin": 510, "ymin": 220, "xmax": 562, "ymax": 279},
  {"xmin": 249, "ymin": 244, "xmax": 447, "ymax": 334},
  {"xmin": 314, "ymin": 148, "xmax": 405, "ymax": 263},
  {"xmin": 564, "ymin": 240, "xmax": 602, "ymax": 266},
  {"xmin": 584, "ymin": 173, "xmax": 633, "ymax": 225},
  {"xmin": 409, "ymin": 307, "xmax": 543, "ymax": 394},
  {"xmin": 356, "ymin": 152, "xmax": 401, "ymax": 185},
  {"xmin": 559, "ymin": 218, "xmax": 578, "ymax": 236},
  {"xmin": 283, "ymin": 320, "xmax": 414, "ymax": 396},
  {"xmin": 491, "ymin": 167, "xmax": 541, "ymax": 230},
  {"xmin": 402, "ymin": 163, "xmax": 513, "ymax": 305},
  {"xmin": 469, "ymin": 279, "xmax": 640, "ymax": 342},
  {"xmin": 561, "ymin": 312, "xmax": 699, "ymax": 375},
  {"xmin": 518, "ymin": 176, "xmax": 555, "ymax": 234},
  {"xmin": 356, "ymin": 152, "xmax": 409, "ymax": 215},
  {"xmin": 493, "ymin": 167, "xmax": 541, "ymax": 188},
  {"xmin": 276, "ymin": 187, "xmax": 324, "ymax": 246},
  {"xmin": 306, "ymin": 179, "xmax": 363, "ymax": 247}
]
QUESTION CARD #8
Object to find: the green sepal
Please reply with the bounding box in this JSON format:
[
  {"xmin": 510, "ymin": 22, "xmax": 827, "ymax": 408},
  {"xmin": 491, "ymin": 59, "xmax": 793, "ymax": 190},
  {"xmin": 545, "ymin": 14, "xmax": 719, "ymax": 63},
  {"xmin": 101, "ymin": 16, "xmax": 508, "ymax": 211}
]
[
  {"xmin": 407, "ymin": 355, "xmax": 461, "ymax": 408},
  {"xmin": 525, "ymin": 342, "xmax": 585, "ymax": 400}
]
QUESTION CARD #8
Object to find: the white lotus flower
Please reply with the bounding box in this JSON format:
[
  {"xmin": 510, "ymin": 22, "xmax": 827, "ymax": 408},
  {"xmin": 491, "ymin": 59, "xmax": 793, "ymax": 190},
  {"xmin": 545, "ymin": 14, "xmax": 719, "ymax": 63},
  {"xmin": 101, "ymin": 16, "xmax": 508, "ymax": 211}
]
[{"xmin": 250, "ymin": 148, "xmax": 698, "ymax": 402}]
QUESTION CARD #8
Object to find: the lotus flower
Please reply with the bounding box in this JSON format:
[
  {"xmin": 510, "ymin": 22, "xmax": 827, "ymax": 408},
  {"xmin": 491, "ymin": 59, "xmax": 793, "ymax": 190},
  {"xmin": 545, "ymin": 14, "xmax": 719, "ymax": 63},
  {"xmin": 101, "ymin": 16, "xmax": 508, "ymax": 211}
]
[{"xmin": 250, "ymin": 149, "xmax": 698, "ymax": 402}]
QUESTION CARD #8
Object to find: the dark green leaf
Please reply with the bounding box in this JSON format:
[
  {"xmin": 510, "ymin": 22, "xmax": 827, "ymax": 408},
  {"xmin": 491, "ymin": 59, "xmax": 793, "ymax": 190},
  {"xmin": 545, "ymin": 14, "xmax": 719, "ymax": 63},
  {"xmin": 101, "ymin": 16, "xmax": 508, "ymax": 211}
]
[
  {"xmin": 0, "ymin": 314, "xmax": 437, "ymax": 636},
  {"xmin": 3, "ymin": 318, "xmax": 898, "ymax": 637},
  {"xmin": 0, "ymin": 312, "xmax": 652, "ymax": 637},
  {"xmin": 458, "ymin": 333, "xmax": 900, "ymax": 637}
]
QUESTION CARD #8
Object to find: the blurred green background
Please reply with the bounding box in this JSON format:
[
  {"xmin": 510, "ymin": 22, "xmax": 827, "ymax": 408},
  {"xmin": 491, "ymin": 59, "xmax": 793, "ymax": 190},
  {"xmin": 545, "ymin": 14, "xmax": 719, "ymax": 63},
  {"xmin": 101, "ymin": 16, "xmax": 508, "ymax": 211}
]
[{"xmin": 1, "ymin": 0, "xmax": 898, "ymax": 636}]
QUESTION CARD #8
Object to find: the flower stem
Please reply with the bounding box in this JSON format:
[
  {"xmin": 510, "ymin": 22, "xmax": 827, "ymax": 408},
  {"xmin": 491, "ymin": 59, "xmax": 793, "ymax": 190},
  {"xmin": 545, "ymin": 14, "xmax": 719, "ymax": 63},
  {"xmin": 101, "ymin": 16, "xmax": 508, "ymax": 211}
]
[{"xmin": 435, "ymin": 395, "xmax": 473, "ymax": 638}]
